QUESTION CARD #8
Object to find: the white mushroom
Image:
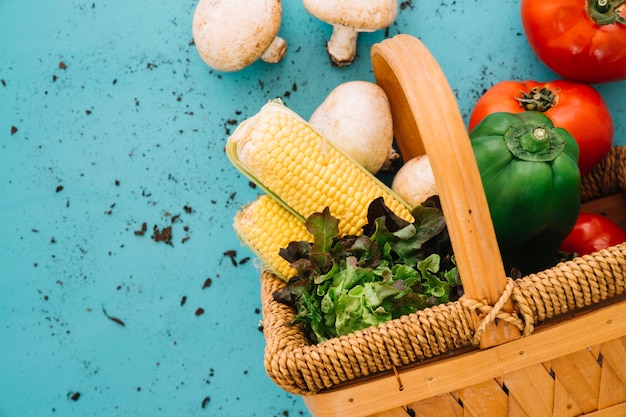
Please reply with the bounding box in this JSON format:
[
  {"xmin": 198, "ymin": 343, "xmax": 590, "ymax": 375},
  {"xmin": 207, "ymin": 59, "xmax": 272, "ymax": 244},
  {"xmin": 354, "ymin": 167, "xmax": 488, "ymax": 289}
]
[
  {"xmin": 192, "ymin": 0, "xmax": 287, "ymax": 72},
  {"xmin": 309, "ymin": 80, "xmax": 399, "ymax": 174},
  {"xmin": 303, "ymin": 0, "xmax": 398, "ymax": 67},
  {"xmin": 391, "ymin": 154, "xmax": 438, "ymax": 208}
]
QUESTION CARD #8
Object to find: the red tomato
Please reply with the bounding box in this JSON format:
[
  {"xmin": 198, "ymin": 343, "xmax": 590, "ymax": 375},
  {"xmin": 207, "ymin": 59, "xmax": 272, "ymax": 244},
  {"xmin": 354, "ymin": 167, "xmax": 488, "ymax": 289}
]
[
  {"xmin": 468, "ymin": 80, "xmax": 614, "ymax": 176},
  {"xmin": 559, "ymin": 212, "xmax": 626, "ymax": 256},
  {"xmin": 520, "ymin": 0, "xmax": 626, "ymax": 83}
]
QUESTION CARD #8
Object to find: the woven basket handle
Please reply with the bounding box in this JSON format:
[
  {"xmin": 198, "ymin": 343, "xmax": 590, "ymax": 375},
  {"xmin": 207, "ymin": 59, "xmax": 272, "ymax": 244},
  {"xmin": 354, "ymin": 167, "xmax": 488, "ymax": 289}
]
[{"xmin": 371, "ymin": 34, "xmax": 521, "ymax": 348}]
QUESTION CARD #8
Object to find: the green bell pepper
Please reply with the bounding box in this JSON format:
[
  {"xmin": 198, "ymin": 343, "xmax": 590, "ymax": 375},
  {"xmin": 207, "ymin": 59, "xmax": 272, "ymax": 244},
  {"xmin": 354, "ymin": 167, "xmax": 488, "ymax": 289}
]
[{"xmin": 469, "ymin": 111, "xmax": 581, "ymax": 275}]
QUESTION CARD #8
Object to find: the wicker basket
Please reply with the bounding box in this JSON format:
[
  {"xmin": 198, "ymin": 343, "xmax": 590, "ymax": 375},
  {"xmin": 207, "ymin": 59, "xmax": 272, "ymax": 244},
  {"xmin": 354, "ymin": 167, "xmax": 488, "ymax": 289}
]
[{"xmin": 260, "ymin": 34, "xmax": 626, "ymax": 417}]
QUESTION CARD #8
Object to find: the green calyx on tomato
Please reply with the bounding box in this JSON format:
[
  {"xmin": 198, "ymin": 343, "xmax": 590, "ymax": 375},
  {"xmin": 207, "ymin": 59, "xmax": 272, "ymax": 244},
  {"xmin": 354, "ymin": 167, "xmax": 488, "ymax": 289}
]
[
  {"xmin": 468, "ymin": 80, "xmax": 614, "ymax": 177},
  {"xmin": 470, "ymin": 111, "xmax": 581, "ymax": 275},
  {"xmin": 514, "ymin": 86, "xmax": 556, "ymax": 112},
  {"xmin": 587, "ymin": 0, "xmax": 626, "ymax": 26}
]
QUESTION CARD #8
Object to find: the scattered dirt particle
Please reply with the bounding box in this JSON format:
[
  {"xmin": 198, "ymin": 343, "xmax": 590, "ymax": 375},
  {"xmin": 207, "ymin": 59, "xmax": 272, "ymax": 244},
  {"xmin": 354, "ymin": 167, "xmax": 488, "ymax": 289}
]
[
  {"xmin": 180, "ymin": 296, "xmax": 187, "ymax": 306},
  {"xmin": 11, "ymin": 126, "xmax": 17, "ymax": 135},
  {"xmin": 195, "ymin": 307, "xmax": 205, "ymax": 316},
  {"xmin": 59, "ymin": 61, "xmax": 67, "ymax": 70},
  {"xmin": 68, "ymin": 391, "xmax": 80, "ymax": 401},
  {"xmin": 56, "ymin": 185, "xmax": 64, "ymax": 193},
  {"xmin": 248, "ymin": 181, "xmax": 257, "ymax": 189},
  {"xmin": 152, "ymin": 225, "xmax": 173, "ymax": 245},
  {"xmin": 238, "ymin": 257, "xmax": 250, "ymax": 265},
  {"xmin": 400, "ymin": 0, "xmax": 414, "ymax": 10},
  {"xmin": 102, "ymin": 306, "xmax": 125, "ymax": 327},
  {"xmin": 115, "ymin": 179, "xmax": 120, "ymax": 186},
  {"xmin": 202, "ymin": 278, "xmax": 212, "ymax": 289},
  {"xmin": 134, "ymin": 222, "xmax": 148, "ymax": 236},
  {"xmin": 181, "ymin": 236, "xmax": 190, "ymax": 244},
  {"xmin": 183, "ymin": 205, "xmax": 193, "ymax": 214},
  {"xmin": 223, "ymin": 250, "xmax": 237, "ymax": 266},
  {"xmin": 201, "ymin": 396, "xmax": 210, "ymax": 409},
  {"xmin": 85, "ymin": 109, "xmax": 92, "ymax": 115}
]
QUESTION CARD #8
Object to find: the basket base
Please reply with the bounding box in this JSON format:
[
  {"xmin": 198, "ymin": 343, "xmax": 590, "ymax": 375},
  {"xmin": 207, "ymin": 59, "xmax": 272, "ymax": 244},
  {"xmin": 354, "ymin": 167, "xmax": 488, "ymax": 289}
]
[
  {"xmin": 303, "ymin": 298, "xmax": 626, "ymax": 417},
  {"xmin": 395, "ymin": 394, "xmax": 626, "ymax": 417}
]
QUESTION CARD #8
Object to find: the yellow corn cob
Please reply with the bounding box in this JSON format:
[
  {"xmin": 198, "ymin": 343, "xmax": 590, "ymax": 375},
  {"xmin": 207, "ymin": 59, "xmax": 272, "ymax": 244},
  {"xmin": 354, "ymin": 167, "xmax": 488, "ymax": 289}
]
[
  {"xmin": 227, "ymin": 100, "xmax": 413, "ymax": 236},
  {"xmin": 233, "ymin": 195, "xmax": 311, "ymax": 280}
]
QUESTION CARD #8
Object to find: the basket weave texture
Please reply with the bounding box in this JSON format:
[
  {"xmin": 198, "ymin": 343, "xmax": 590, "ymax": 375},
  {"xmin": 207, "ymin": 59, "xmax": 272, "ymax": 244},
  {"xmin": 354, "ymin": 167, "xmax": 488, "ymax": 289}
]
[{"xmin": 261, "ymin": 146, "xmax": 626, "ymax": 396}]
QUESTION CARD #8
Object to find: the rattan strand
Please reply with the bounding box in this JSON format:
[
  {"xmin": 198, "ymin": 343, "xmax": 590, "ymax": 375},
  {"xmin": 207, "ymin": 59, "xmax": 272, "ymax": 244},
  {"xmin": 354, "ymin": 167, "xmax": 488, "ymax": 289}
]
[
  {"xmin": 580, "ymin": 146, "xmax": 626, "ymax": 202},
  {"xmin": 262, "ymin": 146, "xmax": 626, "ymax": 395},
  {"xmin": 263, "ymin": 243, "xmax": 626, "ymax": 394},
  {"xmin": 461, "ymin": 278, "xmax": 533, "ymax": 345}
]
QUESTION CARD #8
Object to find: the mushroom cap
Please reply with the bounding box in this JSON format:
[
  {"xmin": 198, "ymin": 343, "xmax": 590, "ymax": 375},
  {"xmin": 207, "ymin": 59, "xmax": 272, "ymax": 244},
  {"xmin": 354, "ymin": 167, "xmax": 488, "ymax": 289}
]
[
  {"xmin": 309, "ymin": 80, "xmax": 393, "ymax": 174},
  {"xmin": 391, "ymin": 154, "xmax": 438, "ymax": 208},
  {"xmin": 303, "ymin": 0, "xmax": 398, "ymax": 31},
  {"xmin": 192, "ymin": 0, "xmax": 282, "ymax": 72}
]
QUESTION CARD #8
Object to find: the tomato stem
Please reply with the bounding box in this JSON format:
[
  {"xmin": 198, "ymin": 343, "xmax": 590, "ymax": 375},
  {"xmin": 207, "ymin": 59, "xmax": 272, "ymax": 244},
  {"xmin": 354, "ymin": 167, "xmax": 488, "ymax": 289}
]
[
  {"xmin": 515, "ymin": 87, "xmax": 556, "ymax": 112},
  {"xmin": 586, "ymin": 0, "xmax": 626, "ymax": 25}
]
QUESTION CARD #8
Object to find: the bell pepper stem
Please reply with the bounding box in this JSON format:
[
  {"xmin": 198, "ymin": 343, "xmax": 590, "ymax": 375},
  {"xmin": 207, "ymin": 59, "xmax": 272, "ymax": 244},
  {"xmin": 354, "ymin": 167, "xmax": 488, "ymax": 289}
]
[
  {"xmin": 520, "ymin": 127, "xmax": 549, "ymax": 153},
  {"xmin": 505, "ymin": 123, "xmax": 565, "ymax": 162}
]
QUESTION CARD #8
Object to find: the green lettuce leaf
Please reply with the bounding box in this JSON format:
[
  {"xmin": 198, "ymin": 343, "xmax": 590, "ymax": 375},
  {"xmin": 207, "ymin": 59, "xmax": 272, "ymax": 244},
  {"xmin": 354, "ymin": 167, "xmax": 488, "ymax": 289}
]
[{"xmin": 273, "ymin": 198, "xmax": 460, "ymax": 344}]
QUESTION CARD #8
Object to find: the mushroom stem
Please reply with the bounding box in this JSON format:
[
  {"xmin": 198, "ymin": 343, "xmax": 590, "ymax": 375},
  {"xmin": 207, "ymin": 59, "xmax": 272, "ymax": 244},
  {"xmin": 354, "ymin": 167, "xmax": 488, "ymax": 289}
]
[
  {"xmin": 326, "ymin": 25, "xmax": 359, "ymax": 67},
  {"xmin": 261, "ymin": 36, "xmax": 287, "ymax": 64}
]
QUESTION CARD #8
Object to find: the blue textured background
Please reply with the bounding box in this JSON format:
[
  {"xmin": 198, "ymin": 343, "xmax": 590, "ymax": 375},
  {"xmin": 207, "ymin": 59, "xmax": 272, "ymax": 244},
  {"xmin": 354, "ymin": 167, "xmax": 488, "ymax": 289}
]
[{"xmin": 1, "ymin": 1, "xmax": 624, "ymax": 416}]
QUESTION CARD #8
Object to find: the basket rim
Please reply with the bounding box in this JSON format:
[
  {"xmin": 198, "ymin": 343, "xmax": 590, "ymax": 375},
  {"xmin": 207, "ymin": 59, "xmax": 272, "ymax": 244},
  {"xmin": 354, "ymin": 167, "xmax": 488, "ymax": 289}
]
[{"xmin": 262, "ymin": 240, "xmax": 626, "ymax": 395}]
